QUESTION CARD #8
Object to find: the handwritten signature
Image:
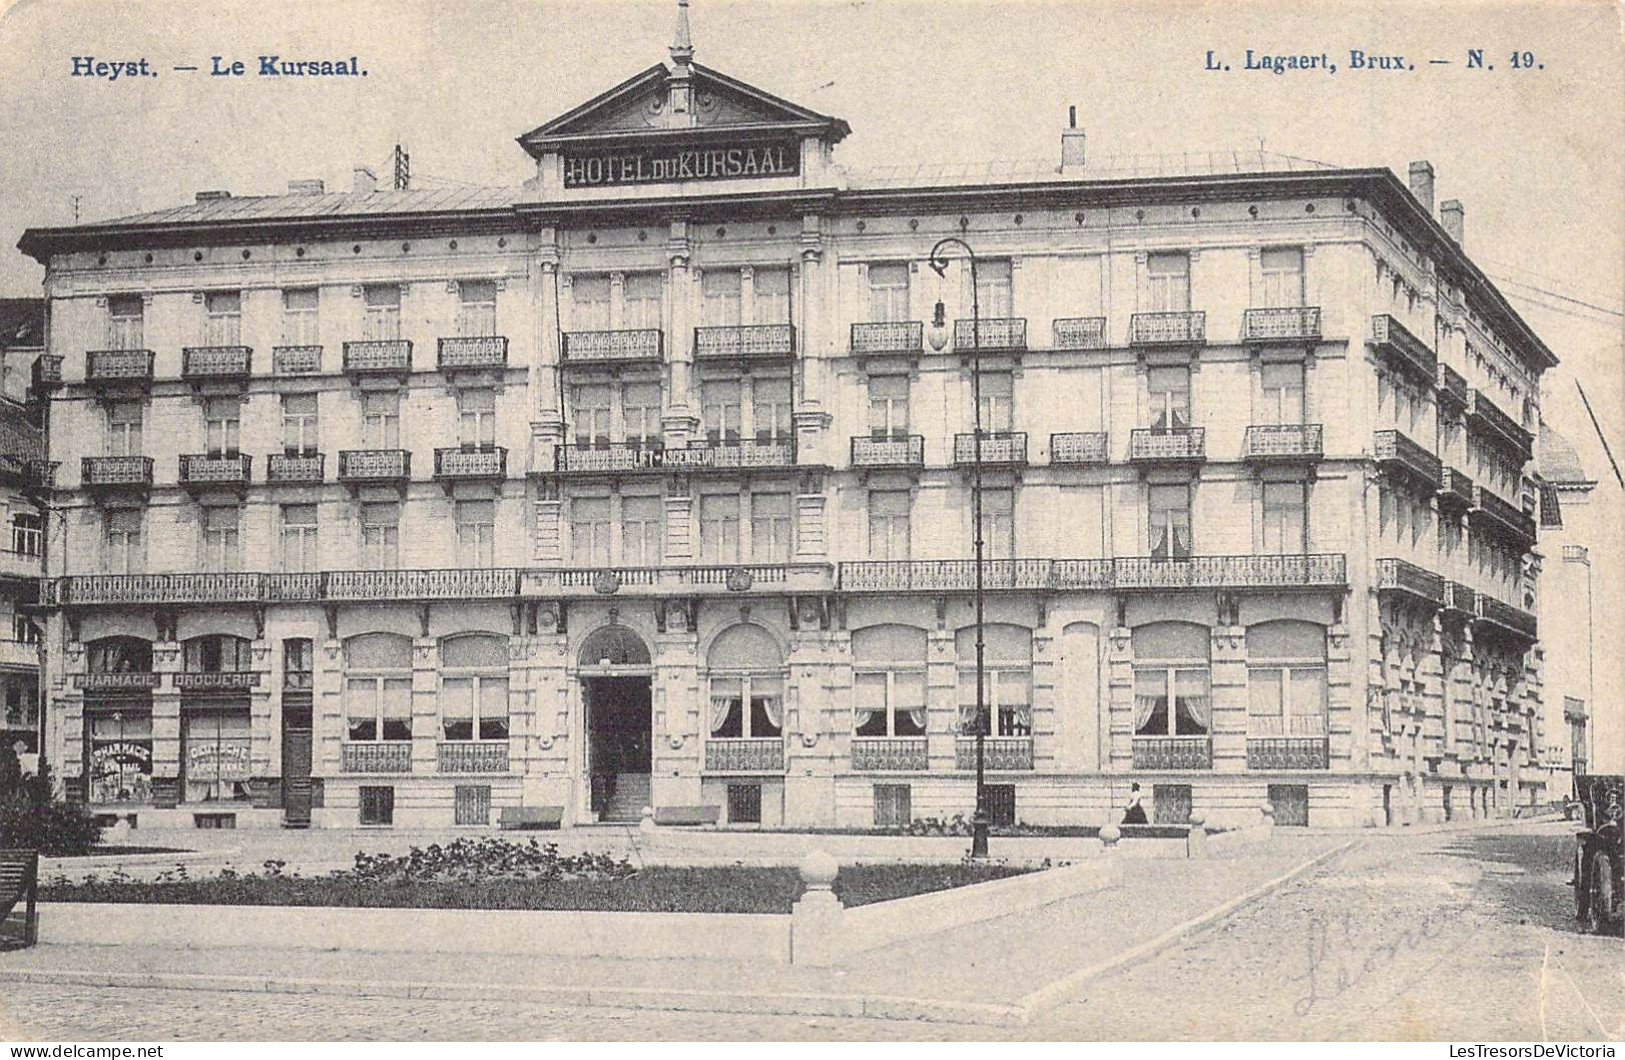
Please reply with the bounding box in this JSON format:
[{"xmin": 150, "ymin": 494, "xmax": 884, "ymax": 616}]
[{"xmin": 1291, "ymin": 889, "xmax": 1475, "ymax": 1016}]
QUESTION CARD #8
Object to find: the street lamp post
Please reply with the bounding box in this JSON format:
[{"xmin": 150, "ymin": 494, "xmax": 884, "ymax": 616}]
[{"xmin": 926, "ymin": 236, "xmax": 990, "ymax": 859}]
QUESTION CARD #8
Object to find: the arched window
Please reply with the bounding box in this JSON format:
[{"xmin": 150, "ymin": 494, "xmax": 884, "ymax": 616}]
[
  {"xmin": 707, "ymin": 625, "xmax": 784, "ymax": 740},
  {"xmin": 86, "ymin": 636, "xmax": 152, "ymax": 674},
  {"xmin": 578, "ymin": 624, "xmax": 651, "ymax": 668},
  {"xmin": 439, "ymin": 633, "xmax": 509, "ymax": 742},
  {"xmin": 1132, "ymin": 622, "xmax": 1210, "ymax": 737},
  {"xmin": 182, "ymin": 634, "xmax": 252, "ymax": 673},
  {"xmin": 1246, "ymin": 620, "xmax": 1327, "ymax": 737},
  {"xmin": 344, "ymin": 633, "xmax": 412, "ymax": 743},
  {"xmin": 955, "ymin": 624, "xmax": 1033, "ymax": 737},
  {"xmin": 852, "ymin": 624, "xmax": 927, "ymax": 738}
]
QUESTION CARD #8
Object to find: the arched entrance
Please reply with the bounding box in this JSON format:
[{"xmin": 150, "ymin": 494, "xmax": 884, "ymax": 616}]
[{"xmin": 578, "ymin": 625, "xmax": 653, "ymax": 822}]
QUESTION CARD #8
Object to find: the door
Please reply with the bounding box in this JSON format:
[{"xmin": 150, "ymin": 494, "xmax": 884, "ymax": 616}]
[
  {"xmin": 282, "ymin": 702, "xmax": 313, "ymax": 826},
  {"xmin": 586, "ymin": 675, "xmax": 653, "ymax": 808}
]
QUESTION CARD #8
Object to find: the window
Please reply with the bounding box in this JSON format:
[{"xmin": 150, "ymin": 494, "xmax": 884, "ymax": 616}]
[
  {"xmin": 572, "ymin": 497, "xmax": 611, "ymax": 565},
  {"xmin": 1153, "ymin": 783, "xmax": 1193, "ymax": 825},
  {"xmin": 282, "ymin": 394, "xmax": 318, "ymax": 455},
  {"xmin": 621, "ymin": 495, "xmax": 662, "ymax": 566},
  {"xmin": 1149, "ymin": 484, "xmax": 1192, "ymax": 559},
  {"xmin": 10, "ymin": 512, "xmax": 41, "ymax": 557},
  {"xmin": 571, "ymin": 384, "xmax": 612, "ymax": 446},
  {"xmin": 1247, "ymin": 621, "xmax": 1328, "ymax": 738},
  {"xmin": 204, "ymin": 291, "xmax": 242, "ymax": 346},
  {"xmin": 361, "ymin": 391, "xmax": 400, "ymax": 448},
  {"xmin": 980, "ymin": 487, "xmax": 1014, "ymax": 558},
  {"xmin": 1147, "ymin": 253, "xmax": 1191, "ymax": 313},
  {"xmin": 359, "ymin": 785, "xmax": 395, "ymax": 825},
  {"xmin": 457, "ymin": 388, "xmax": 496, "ymax": 450},
  {"xmin": 201, "ymin": 506, "xmax": 241, "ymax": 572},
  {"xmin": 107, "ymin": 295, "xmax": 144, "ymax": 350},
  {"xmin": 456, "ymin": 280, "xmax": 497, "ymax": 338},
  {"xmin": 727, "ymin": 784, "xmax": 763, "ymax": 824},
  {"xmin": 1262, "ymin": 481, "xmax": 1307, "ymax": 555},
  {"xmin": 707, "ymin": 624, "xmax": 785, "ymax": 740},
  {"xmin": 751, "ymin": 492, "xmax": 791, "ymax": 563},
  {"xmin": 361, "ymin": 502, "xmax": 399, "ymax": 569},
  {"xmin": 702, "ymin": 380, "xmax": 742, "ymax": 444},
  {"xmin": 974, "ymin": 259, "xmax": 1013, "ymax": 317},
  {"xmin": 1260, "ymin": 248, "xmax": 1305, "ymax": 308},
  {"xmin": 700, "ymin": 493, "xmax": 741, "ymax": 564},
  {"xmin": 106, "ymin": 400, "xmax": 143, "ymax": 456},
  {"xmin": 754, "ymin": 267, "xmax": 791, "ymax": 324},
  {"xmin": 979, "ymin": 372, "xmax": 1014, "ymax": 434},
  {"xmin": 702, "ymin": 269, "xmax": 742, "ymax": 326},
  {"xmin": 281, "ymin": 289, "xmax": 319, "ymax": 345},
  {"xmin": 284, "ymin": 638, "xmax": 314, "ymax": 690},
  {"xmin": 868, "ymin": 375, "xmax": 910, "ymax": 440},
  {"xmin": 868, "ymin": 263, "xmax": 910, "ymax": 322},
  {"xmin": 623, "ymin": 273, "xmax": 663, "ymax": 330},
  {"xmin": 88, "ymin": 709, "xmax": 154, "ymax": 805},
  {"xmin": 439, "ymin": 634, "xmax": 510, "ymax": 742},
  {"xmin": 753, "ymin": 377, "xmax": 792, "ymax": 444},
  {"xmin": 853, "ymin": 625, "xmax": 928, "ymax": 737},
  {"xmin": 1133, "ymin": 622, "xmax": 1211, "ymax": 737},
  {"xmin": 956, "ymin": 624, "xmax": 1033, "ymax": 737},
  {"xmin": 344, "ymin": 633, "xmax": 412, "ymax": 742},
  {"xmin": 363, "ymin": 285, "xmax": 401, "ymax": 341},
  {"xmin": 621, "ymin": 382, "xmax": 662, "ymax": 448},
  {"xmin": 456, "ymin": 784, "xmax": 493, "ymax": 825},
  {"xmin": 281, "ymin": 504, "xmax": 318, "ymax": 572},
  {"xmin": 182, "ymin": 634, "xmax": 251, "ymax": 674},
  {"xmin": 868, "ymin": 490, "xmax": 910, "ymax": 560},
  {"xmin": 572, "ymin": 275, "xmax": 611, "ymax": 330},
  {"xmin": 985, "ymin": 784, "xmax": 1017, "ymax": 828},
  {"xmin": 1260, "ymin": 362, "xmax": 1305, "ymax": 424},
  {"xmin": 106, "ymin": 510, "xmax": 143, "ymax": 574},
  {"xmin": 203, "ymin": 398, "xmax": 241, "ymax": 456},
  {"xmin": 1148, "ymin": 366, "xmax": 1191, "ymax": 430},
  {"xmin": 873, "ymin": 784, "xmax": 912, "ymax": 828},
  {"xmin": 455, "ymin": 500, "xmax": 495, "ymax": 567}
]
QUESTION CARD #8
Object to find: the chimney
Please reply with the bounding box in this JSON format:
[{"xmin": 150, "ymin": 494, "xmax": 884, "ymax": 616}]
[
  {"xmin": 288, "ymin": 179, "xmax": 325, "ymax": 196},
  {"xmin": 1061, "ymin": 105, "xmax": 1086, "ymax": 175},
  {"xmin": 1407, "ymin": 161, "xmax": 1435, "ymax": 215},
  {"xmin": 1440, "ymin": 199, "xmax": 1465, "ymax": 246},
  {"xmin": 194, "ymin": 190, "xmax": 231, "ymax": 202},
  {"xmin": 352, "ymin": 165, "xmax": 377, "ymax": 195}
]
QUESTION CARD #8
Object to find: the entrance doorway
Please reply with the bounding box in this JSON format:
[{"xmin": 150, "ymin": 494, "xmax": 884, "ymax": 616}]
[{"xmin": 585, "ymin": 676, "xmax": 652, "ymax": 821}]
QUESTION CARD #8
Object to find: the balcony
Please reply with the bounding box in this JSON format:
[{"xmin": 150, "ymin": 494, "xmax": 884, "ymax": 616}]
[
  {"xmin": 1050, "ymin": 431, "xmax": 1109, "ymax": 465},
  {"xmin": 693, "ymin": 324, "xmax": 795, "ymax": 362},
  {"xmin": 1437, "ymin": 364, "xmax": 1469, "ymax": 414},
  {"xmin": 850, "ymin": 321, "xmax": 923, "ymax": 357},
  {"xmin": 1133, "ymin": 736, "xmax": 1212, "ymax": 770},
  {"xmin": 552, "ymin": 440, "xmax": 795, "ymax": 476},
  {"xmin": 1129, "ymin": 311, "xmax": 1205, "ymax": 348},
  {"xmin": 181, "ymin": 346, "xmax": 252, "ymax": 383},
  {"xmin": 1373, "ymin": 429, "xmax": 1441, "ymax": 489},
  {"xmin": 1052, "ymin": 317, "xmax": 1107, "ymax": 350},
  {"xmin": 704, "ymin": 738, "xmax": 785, "ymax": 772},
  {"xmin": 56, "ymin": 572, "xmax": 264, "ymax": 606},
  {"xmin": 324, "ymin": 568, "xmax": 519, "ymax": 602},
  {"xmin": 522, "ymin": 563, "xmax": 832, "ymax": 598},
  {"xmin": 1370, "ymin": 315, "xmax": 1436, "ymax": 382},
  {"xmin": 173, "ymin": 671, "xmax": 261, "ymax": 692},
  {"xmin": 954, "ymin": 737, "xmax": 1034, "ymax": 771},
  {"xmin": 437, "ymin": 336, "xmax": 509, "ymax": 373},
  {"xmin": 676, "ymin": 440, "xmax": 796, "ymax": 472},
  {"xmin": 1475, "ymin": 593, "xmax": 1537, "ymax": 641},
  {"xmin": 0, "ymin": 455, "xmax": 51, "ymax": 492},
  {"xmin": 36, "ymin": 354, "xmax": 63, "ymax": 388},
  {"xmin": 850, "ymin": 737, "xmax": 928, "ymax": 771},
  {"xmin": 1444, "ymin": 580, "xmax": 1477, "ymax": 617},
  {"xmin": 561, "ymin": 329, "xmax": 662, "ymax": 367},
  {"xmin": 46, "ymin": 569, "xmax": 519, "ymax": 608},
  {"xmin": 1246, "ymin": 737, "xmax": 1329, "ymax": 770},
  {"xmin": 342, "ymin": 340, "xmax": 412, "ymax": 377},
  {"xmin": 437, "ymin": 741, "xmax": 510, "ymax": 774},
  {"xmin": 85, "ymin": 349, "xmax": 155, "ymax": 387},
  {"xmin": 338, "ymin": 449, "xmax": 410, "ymax": 487},
  {"xmin": 1242, "ymin": 424, "xmax": 1323, "ymax": 464},
  {"xmin": 1467, "ymin": 389, "xmax": 1534, "ymax": 460},
  {"xmin": 953, "ymin": 431, "xmax": 1027, "ymax": 467},
  {"xmin": 81, "ymin": 456, "xmax": 153, "ymax": 494},
  {"xmin": 74, "ymin": 672, "xmax": 161, "ymax": 693},
  {"xmin": 1243, "ymin": 307, "xmax": 1322, "ymax": 344},
  {"xmin": 342, "ymin": 743, "xmax": 413, "ymax": 774},
  {"xmin": 850, "ymin": 435, "xmax": 925, "ymax": 470},
  {"xmin": 840, "ymin": 559, "xmax": 1055, "ymax": 593},
  {"xmin": 1437, "ymin": 467, "xmax": 1476, "ymax": 515},
  {"xmin": 1049, "ymin": 559, "xmax": 1116, "ymax": 590},
  {"xmin": 953, "ymin": 317, "xmax": 1026, "ymax": 353},
  {"xmin": 1377, "ymin": 558, "xmax": 1446, "ymax": 607},
  {"xmin": 1129, "ymin": 427, "xmax": 1205, "ymax": 468},
  {"xmin": 266, "ymin": 453, "xmax": 325, "ymax": 485},
  {"xmin": 272, "ymin": 346, "xmax": 323, "ymax": 375},
  {"xmin": 434, "ymin": 447, "xmax": 508, "ymax": 483},
  {"xmin": 178, "ymin": 453, "xmax": 251, "ymax": 493},
  {"xmin": 1113, "ymin": 554, "xmax": 1346, "ymax": 591},
  {"xmin": 1471, "ymin": 485, "xmax": 1537, "ymax": 548}
]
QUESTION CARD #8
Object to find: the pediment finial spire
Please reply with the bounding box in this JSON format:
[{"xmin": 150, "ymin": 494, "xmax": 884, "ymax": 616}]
[{"xmin": 669, "ymin": 0, "xmax": 695, "ymax": 67}]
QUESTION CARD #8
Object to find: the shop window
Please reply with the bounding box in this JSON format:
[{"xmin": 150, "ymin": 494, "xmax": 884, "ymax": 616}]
[
  {"xmin": 184, "ymin": 710, "xmax": 250, "ymax": 804},
  {"xmin": 87, "ymin": 709, "xmax": 153, "ymax": 806}
]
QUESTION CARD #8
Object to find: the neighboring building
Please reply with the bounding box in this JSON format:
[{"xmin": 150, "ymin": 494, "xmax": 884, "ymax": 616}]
[
  {"xmin": 18, "ymin": 10, "xmax": 1560, "ymax": 830},
  {"xmin": 0, "ymin": 299, "xmax": 48, "ymax": 769}
]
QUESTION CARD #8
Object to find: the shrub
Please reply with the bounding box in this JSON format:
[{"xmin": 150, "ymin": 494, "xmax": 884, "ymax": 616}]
[{"xmin": 0, "ymin": 798, "xmax": 104, "ymax": 855}]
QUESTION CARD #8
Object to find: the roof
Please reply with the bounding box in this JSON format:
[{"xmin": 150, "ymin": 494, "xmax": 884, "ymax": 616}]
[
  {"xmin": 0, "ymin": 300, "xmax": 44, "ymax": 349},
  {"xmin": 847, "ymin": 151, "xmax": 1337, "ymax": 190},
  {"xmin": 1538, "ymin": 420, "xmax": 1592, "ymax": 485},
  {"xmin": 82, "ymin": 185, "xmax": 520, "ymax": 230},
  {"xmin": 0, "ymin": 400, "xmax": 42, "ymax": 462}
]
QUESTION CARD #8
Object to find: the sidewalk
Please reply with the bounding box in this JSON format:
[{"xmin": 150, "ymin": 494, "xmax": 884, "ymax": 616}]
[{"xmin": 6, "ymin": 835, "xmax": 1352, "ymax": 1025}]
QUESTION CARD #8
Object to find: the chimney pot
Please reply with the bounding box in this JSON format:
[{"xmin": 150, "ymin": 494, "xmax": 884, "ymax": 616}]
[
  {"xmin": 194, "ymin": 190, "xmax": 231, "ymax": 202},
  {"xmin": 1440, "ymin": 199, "xmax": 1465, "ymax": 246},
  {"xmin": 288, "ymin": 179, "xmax": 326, "ymax": 196},
  {"xmin": 1061, "ymin": 110, "xmax": 1086, "ymax": 174},
  {"xmin": 1407, "ymin": 161, "xmax": 1435, "ymax": 215},
  {"xmin": 352, "ymin": 165, "xmax": 377, "ymax": 195}
]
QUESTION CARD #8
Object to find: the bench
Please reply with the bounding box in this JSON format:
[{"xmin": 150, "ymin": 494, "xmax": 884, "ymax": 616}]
[
  {"xmin": 0, "ymin": 848, "xmax": 39, "ymax": 950},
  {"xmin": 653, "ymin": 805, "xmax": 722, "ymax": 827},
  {"xmin": 497, "ymin": 806, "xmax": 564, "ymax": 831}
]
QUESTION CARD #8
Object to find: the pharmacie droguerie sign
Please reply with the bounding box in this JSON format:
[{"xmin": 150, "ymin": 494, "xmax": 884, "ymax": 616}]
[{"xmin": 563, "ymin": 140, "xmax": 800, "ymax": 188}]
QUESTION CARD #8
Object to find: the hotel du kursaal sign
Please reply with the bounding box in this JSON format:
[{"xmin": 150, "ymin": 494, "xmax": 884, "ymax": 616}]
[{"xmin": 563, "ymin": 139, "xmax": 800, "ymax": 188}]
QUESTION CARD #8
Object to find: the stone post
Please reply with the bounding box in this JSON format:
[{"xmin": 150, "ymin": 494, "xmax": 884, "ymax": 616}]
[
  {"xmin": 790, "ymin": 849, "xmax": 845, "ymax": 966},
  {"xmin": 1098, "ymin": 822, "xmax": 1121, "ymax": 857},
  {"xmin": 1186, "ymin": 813, "xmax": 1209, "ymax": 859},
  {"xmin": 1259, "ymin": 800, "xmax": 1276, "ymax": 833}
]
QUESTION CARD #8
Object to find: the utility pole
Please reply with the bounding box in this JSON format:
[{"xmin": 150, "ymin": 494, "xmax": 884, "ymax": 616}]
[{"xmin": 393, "ymin": 145, "xmax": 410, "ymax": 191}]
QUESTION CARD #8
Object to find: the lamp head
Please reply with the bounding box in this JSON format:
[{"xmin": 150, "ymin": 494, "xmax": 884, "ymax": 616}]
[
  {"xmin": 929, "ymin": 258, "xmax": 949, "ymax": 279},
  {"xmin": 928, "ymin": 300, "xmax": 950, "ymax": 352}
]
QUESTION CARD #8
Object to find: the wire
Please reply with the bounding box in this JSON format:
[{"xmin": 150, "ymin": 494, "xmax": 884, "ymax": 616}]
[
  {"xmin": 1488, "ymin": 275, "xmax": 1623, "ymax": 320},
  {"xmin": 1575, "ymin": 380, "xmax": 1625, "ymax": 490}
]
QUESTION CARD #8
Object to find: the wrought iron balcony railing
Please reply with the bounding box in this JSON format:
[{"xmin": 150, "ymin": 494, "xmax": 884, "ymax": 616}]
[
  {"xmin": 851, "ymin": 737, "xmax": 928, "ymax": 771},
  {"xmin": 850, "ymin": 435, "xmax": 925, "ymax": 469},
  {"xmin": 1243, "ymin": 306, "xmax": 1322, "ymax": 343},
  {"xmin": 1129, "ymin": 311, "xmax": 1205, "ymax": 347},
  {"xmin": 1437, "ymin": 363, "xmax": 1470, "ymax": 413},
  {"xmin": 840, "ymin": 559, "xmax": 1056, "ymax": 592},
  {"xmin": 338, "ymin": 449, "xmax": 410, "ymax": 483},
  {"xmin": 561, "ymin": 329, "xmax": 662, "ymax": 365},
  {"xmin": 48, "ymin": 569, "xmax": 521, "ymax": 607},
  {"xmin": 1129, "ymin": 427, "xmax": 1205, "ymax": 465},
  {"xmin": 182, "ymin": 346, "xmax": 252, "ymax": 381},
  {"xmin": 179, "ymin": 454, "xmax": 250, "ymax": 490},
  {"xmin": 850, "ymin": 321, "xmax": 923, "ymax": 356},
  {"xmin": 74, "ymin": 672, "xmax": 162, "ymax": 692},
  {"xmin": 1048, "ymin": 559, "xmax": 1116, "ymax": 590},
  {"xmin": 437, "ymin": 741, "xmax": 510, "ymax": 774},
  {"xmin": 521, "ymin": 564, "xmax": 831, "ymax": 597},
  {"xmin": 437, "ymin": 336, "xmax": 508, "ymax": 372},
  {"xmin": 836, "ymin": 555, "xmax": 1345, "ymax": 593},
  {"xmin": 342, "ymin": 742, "xmax": 413, "ymax": 773},
  {"xmin": 553, "ymin": 440, "xmax": 795, "ymax": 475},
  {"xmin": 1373, "ymin": 429, "xmax": 1441, "ymax": 489},
  {"xmin": 1370, "ymin": 314, "xmax": 1436, "ymax": 382},
  {"xmin": 81, "ymin": 456, "xmax": 153, "ymax": 490},
  {"xmin": 1467, "ymin": 389, "xmax": 1534, "ymax": 459},
  {"xmin": 272, "ymin": 346, "xmax": 323, "ymax": 374},
  {"xmin": 1472, "ymin": 485, "xmax": 1537, "ymax": 547},
  {"xmin": 1113, "ymin": 554, "xmax": 1346, "ymax": 590},
  {"xmin": 1377, "ymin": 557, "xmax": 1446, "ymax": 606},
  {"xmin": 342, "ymin": 340, "xmax": 412, "ymax": 375},
  {"xmin": 323, "ymin": 568, "xmax": 518, "ymax": 602},
  {"xmin": 1243, "ymin": 424, "xmax": 1323, "ymax": 463},
  {"xmin": 1444, "ymin": 580, "xmax": 1477, "ymax": 616},
  {"xmin": 1246, "ymin": 737, "xmax": 1329, "ymax": 770},
  {"xmin": 693, "ymin": 324, "xmax": 795, "ymax": 361},
  {"xmin": 434, "ymin": 447, "xmax": 508, "ymax": 481},
  {"xmin": 1133, "ymin": 736, "xmax": 1212, "ymax": 770},
  {"xmin": 1475, "ymin": 592, "xmax": 1537, "ymax": 640},
  {"xmin": 0, "ymin": 455, "xmax": 52, "ymax": 491},
  {"xmin": 953, "ymin": 431, "xmax": 1027, "ymax": 467},
  {"xmin": 1052, "ymin": 317, "xmax": 1107, "ymax": 350},
  {"xmin": 954, "ymin": 737, "xmax": 1034, "ymax": 771},
  {"xmin": 953, "ymin": 317, "xmax": 1026, "ymax": 352},
  {"xmin": 267, "ymin": 453, "xmax": 325, "ymax": 484},
  {"xmin": 704, "ymin": 738, "xmax": 785, "ymax": 772},
  {"xmin": 1050, "ymin": 431, "xmax": 1109, "ymax": 465},
  {"xmin": 86, "ymin": 349, "xmax": 155, "ymax": 385},
  {"xmin": 36, "ymin": 354, "xmax": 63, "ymax": 386},
  {"xmin": 173, "ymin": 671, "xmax": 261, "ymax": 692},
  {"xmin": 56, "ymin": 572, "xmax": 264, "ymax": 606}
]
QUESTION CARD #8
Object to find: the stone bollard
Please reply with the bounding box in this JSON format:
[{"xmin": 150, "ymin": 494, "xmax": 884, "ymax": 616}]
[
  {"xmin": 639, "ymin": 805, "xmax": 657, "ymax": 834},
  {"xmin": 790, "ymin": 849, "xmax": 844, "ymax": 966},
  {"xmin": 1098, "ymin": 822, "xmax": 1121, "ymax": 856},
  {"xmin": 1259, "ymin": 801, "xmax": 1276, "ymax": 835},
  {"xmin": 1186, "ymin": 813, "xmax": 1209, "ymax": 859}
]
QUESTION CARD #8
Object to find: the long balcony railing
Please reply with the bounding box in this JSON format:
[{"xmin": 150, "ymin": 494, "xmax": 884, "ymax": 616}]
[
  {"xmin": 1377, "ymin": 558, "xmax": 1446, "ymax": 606},
  {"xmin": 342, "ymin": 340, "xmax": 412, "ymax": 375},
  {"xmin": 266, "ymin": 453, "xmax": 325, "ymax": 484},
  {"xmin": 704, "ymin": 738, "xmax": 785, "ymax": 772},
  {"xmin": 1129, "ymin": 311, "xmax": 1205, "ymax": 347},
  {"xmin": 324, "ymin": 568, "xmax": 519, "ymax": 602},
  {"xmin": 85, "ymin": 350, "xmax": 155, "ymax": 385},
  {"xmin": 1129, "ymin": 427, "xmax": 1205, "ymax": 465},
  {"xmin": 56, "ymin": 572, "xmax": 264, "ymax": 606},
  {"xmin": 1437, "ymin": 363, "xmax": 1470, "ymax": 413},
  {"xmin": 953, "ymin": 317, "xmax": 1026, "ymax": 352},
  {"xmin": 342, "ymin": 742, "xmax": 413, "ymax": 773},
  {"xmin": 173, "ymin": 671, "xmax": 261, "ymax": 692},
  {"xmin": 522, "ymin": 564, "xmax": 831, "ymax": 597},
  {"xmin": 1370, "ymin": 315, "xmax": 1436, "ymax": 381},
  {"xmin": 1373, "ymin": 429, "xmax": 1441, "ymax": 489},
  {"xmin": 678, "ymin": 439, "xmax": 796, "ymax": 471},
  {"xmin": 954, "ymin": 737, "xmax": 1034, "ymax": 771},
  {"xmin": 850, "ymin": 321, "xmax": 923, "ymax": 356},
  {"xmin": 437, "ymin": 741, "xmax": 510, "ymax": 774},
  {"xmin": 1246, "ymin": 737, "xmax": 1329, "ymax": 770},
  {"xmin": 1444, "ymin": 580, "xmax": 1477, "ymax": 616},
  {"xmin": 181, "ymin": 346, "xmax": 252, "ymax": 381},
  {"xmin": 850, "ymin": 737, "xmax": 928, "ymax": 771},
  {"xmin": 850, "ymin": 435, "xmax": 925, "ymax": 470},
  {"xmin": 1050, "ymin": 431, "xmax": 1109, "ymax": 465},
  {"xmin": 338, "ymin": 449, "xmax": 410, "ymax": 484},
  {"xmin": 561, "ymin": 329, "xmax": 662, "ymax": 365},
  {"xmin": 1438, "ymin": 467, "xmax": 1476, "ymax": 514},
  {"xmin": 1114, "ymin": 554, "xmax": 1346, "ymax": 590},
  {"xmin": 81, "ymin": 456, "xmax": 154, "ymax": 490},
  {"xmin": 837, "ymin": 555, "xmax": 1343, "ymax": 593},
  {"xmin": 1243, "ymin": 306, "xmax": 1322, "ymax": 344},
  {"xmin": 434, "ymin": 447, "xmax": 508, "ymax": 481},
  {"xmin": 1243, "ymin": 424, "xmax": 1323, "ymax": 463},
  {"xmin": 953, "ymin": 431, "xmax": 1026, "ymax": 467},
  {"xmin": 272, "ymin": 346, "xmax": 323, "ymax": 374},
  {"xmin": 1475, "ymin": 592, "xmax": 1538, "ymax": 641},
  {"xmin": 437, "ymin": 336, "xmax": 508, "ymax": 372},
  {"xmin": 1467, "ymin": 389, "xmax": 1534, "ymax": 459},
  {"xmin": 553, "ymin": 440, "xmax": 795, "ymax": 475},
  {"xmin": 693, "ymin": 324, "xmax": 795, "ymax": 361},
  {"xmin": 49, "ymin": 569, "xmax": 515, "ymax": 607},
  {"xmin": 1133, "ymin": 736, "xmax": 1212, "ymax": 770},
  {"xmin": 178, "ymin": 454, "xmax": 251, "ymax": 491},
  {"xmin": 1472, "ymin": 485, "xmax": 1537, "ymax": 547},
  {"xmin": 1052, "ymin": 317, "xmax": 1107, "ymax": 350},
  {"xmin": 840, "ymin": 559, "xmax": 1055, "ymax": 592}
]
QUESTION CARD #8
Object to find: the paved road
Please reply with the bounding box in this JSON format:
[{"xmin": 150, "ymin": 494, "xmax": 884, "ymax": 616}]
[{"xmin": 3, "ymin": 825, "xmax": 1617, "ymax": 1041}]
